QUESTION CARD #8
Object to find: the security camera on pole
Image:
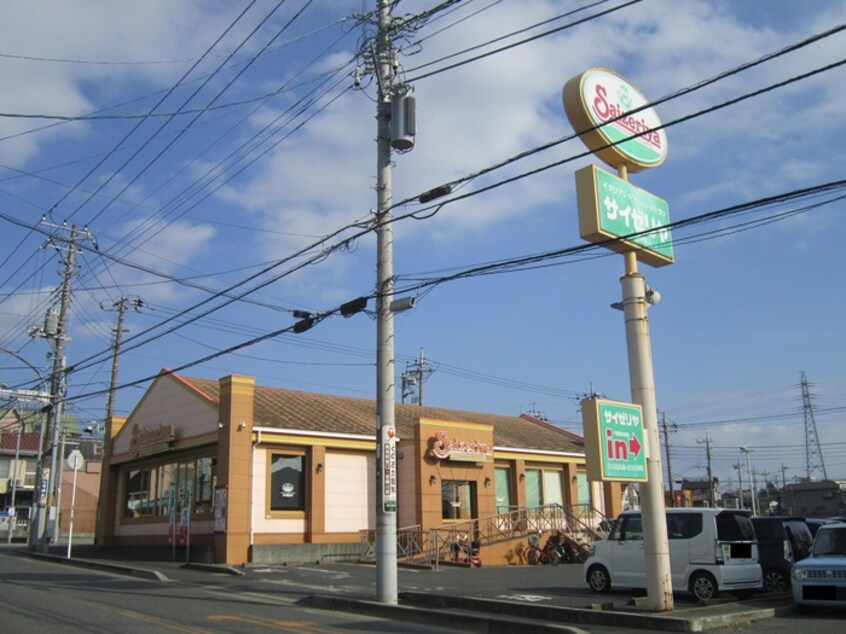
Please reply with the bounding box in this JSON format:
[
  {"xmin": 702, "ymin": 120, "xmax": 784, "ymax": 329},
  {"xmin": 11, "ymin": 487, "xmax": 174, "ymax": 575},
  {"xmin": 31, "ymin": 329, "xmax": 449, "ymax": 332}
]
[{"xmin": 565, "ymin": 67, "xmax": 674, "ymax": 612}]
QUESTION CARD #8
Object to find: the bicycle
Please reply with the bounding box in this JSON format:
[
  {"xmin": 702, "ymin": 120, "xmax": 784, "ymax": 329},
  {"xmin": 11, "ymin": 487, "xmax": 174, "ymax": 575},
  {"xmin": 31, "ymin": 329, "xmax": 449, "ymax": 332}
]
[{"xmin": 525, "ymin": 532, "xmax": 561, "ymax": 565}]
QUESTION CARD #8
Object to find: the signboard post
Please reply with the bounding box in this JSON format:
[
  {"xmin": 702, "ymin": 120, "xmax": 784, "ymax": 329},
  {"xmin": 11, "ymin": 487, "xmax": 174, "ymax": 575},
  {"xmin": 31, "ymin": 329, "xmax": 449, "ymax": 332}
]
[{"xmin": 565, "ymin": 66, "xmax": 673, "ymax": 612}]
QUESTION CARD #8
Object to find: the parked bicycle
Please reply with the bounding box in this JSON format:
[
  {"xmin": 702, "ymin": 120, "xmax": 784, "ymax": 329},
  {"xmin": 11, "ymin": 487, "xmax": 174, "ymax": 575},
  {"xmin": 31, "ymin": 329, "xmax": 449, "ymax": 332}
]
[{"xmin": 525, "ymin": 531, "xmax": 562, "ymax": 565}]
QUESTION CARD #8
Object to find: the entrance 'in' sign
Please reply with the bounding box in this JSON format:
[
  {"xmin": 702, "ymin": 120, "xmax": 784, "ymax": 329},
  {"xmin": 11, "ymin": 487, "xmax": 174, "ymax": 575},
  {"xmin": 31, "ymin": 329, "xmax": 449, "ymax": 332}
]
[{"xmin": 581, "ymin": 398, "xmax": 648, "ymax": 482}]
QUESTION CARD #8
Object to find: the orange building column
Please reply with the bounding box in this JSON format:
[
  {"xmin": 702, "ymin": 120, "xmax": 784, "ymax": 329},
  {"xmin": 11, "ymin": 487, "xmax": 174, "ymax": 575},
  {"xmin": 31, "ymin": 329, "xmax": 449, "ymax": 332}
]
[
  {"xmin": 94, "ymin": 416, "xmax": 127, "ymax": 546},
  {"xmin": 603, "ymin": 481, "xmax": 623, "ymax": 519},
  {"xmin": 307, "ymin": 445, "xmax": 326, "ymax": 543},
  {"xmin": 214, "ymin": 375, "xmax": 255, "ymax": 564}
]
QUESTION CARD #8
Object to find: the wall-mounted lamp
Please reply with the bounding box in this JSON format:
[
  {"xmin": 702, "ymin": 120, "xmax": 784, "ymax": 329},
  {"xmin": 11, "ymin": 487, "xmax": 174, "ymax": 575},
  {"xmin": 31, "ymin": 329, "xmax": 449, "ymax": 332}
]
[
  {"xmin": 572, "ymin": 475, "xmax": 579, "ymax": 484},
  {"xmin": 316, "ymin": 463, "xmax": 324, "ymax": 474},
  {"xmin": 519, "ymin": 473, "xmax": 525, "ymax": 482},
  {"xmin": 218, "ymin": 422, "xmax": 225, "ymax": 429},
  {"xmin": 238, "ymin": 422, "xmax": 247, "ymax": 430},
  {"xmin": 429, "ymin": 475, "xmax": 437, "ymax": 486},
  {"xmin": 484, "ymin": 477, "xmax": 492, "ymax": 487}
]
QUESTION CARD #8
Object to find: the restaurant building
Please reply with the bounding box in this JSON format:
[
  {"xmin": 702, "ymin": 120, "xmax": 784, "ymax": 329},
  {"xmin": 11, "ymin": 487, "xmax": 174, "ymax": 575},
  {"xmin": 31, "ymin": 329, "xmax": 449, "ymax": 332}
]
[{"xmin": 96, "ymin": 370, "xmax": 622, "ymax": 565}]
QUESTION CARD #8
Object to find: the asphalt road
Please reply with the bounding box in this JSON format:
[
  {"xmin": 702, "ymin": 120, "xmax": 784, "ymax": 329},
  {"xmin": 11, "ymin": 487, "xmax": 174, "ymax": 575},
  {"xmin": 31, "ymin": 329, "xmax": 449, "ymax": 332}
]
[
  {"xmin": 3, "ymin": 547, "xmax": 845, "ymax": 633},
  {"xmin": 0, "ymin": 550, "xmax": 465, "ymax": 633}
]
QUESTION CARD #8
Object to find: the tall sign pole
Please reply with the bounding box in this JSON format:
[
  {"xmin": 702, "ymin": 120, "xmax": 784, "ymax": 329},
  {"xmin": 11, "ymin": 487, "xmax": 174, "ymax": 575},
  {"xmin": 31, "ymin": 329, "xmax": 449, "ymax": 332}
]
[{"xmin": 565, "ymin": 67, "xmax": 674, "ymax": 611}]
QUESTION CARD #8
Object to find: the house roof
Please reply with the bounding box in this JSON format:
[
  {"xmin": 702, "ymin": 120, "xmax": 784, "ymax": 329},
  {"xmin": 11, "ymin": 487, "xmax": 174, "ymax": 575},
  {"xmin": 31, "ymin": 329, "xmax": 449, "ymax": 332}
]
[
  {"xmin": 179, "ymin": 374, "xmax": 584, "ymax": 455},
  {"xmin": 0, "ymin": 431, "xmax": 40, "ymax": 453}
]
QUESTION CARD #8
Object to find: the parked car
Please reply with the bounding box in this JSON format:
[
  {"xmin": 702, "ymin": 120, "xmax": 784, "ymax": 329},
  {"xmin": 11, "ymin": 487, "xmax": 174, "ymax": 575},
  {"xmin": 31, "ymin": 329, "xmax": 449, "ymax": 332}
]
[
  {"xmin": 804, "ymin": 518, "xmax": 835, "ymax": 538},
  {"xmin": 792, "ymin": 521, "xmax": 846, "ymax": 608},
  {"xmin": 584, "ymin": 508, "xmax": 762, "ymax": 601},
  {"xmin": 751, "ymin": 516, "xmax": 813, "ymax": 592}
]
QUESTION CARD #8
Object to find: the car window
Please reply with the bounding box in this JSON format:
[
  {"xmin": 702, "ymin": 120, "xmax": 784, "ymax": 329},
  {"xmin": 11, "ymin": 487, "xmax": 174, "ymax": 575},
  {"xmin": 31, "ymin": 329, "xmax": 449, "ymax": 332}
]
[
  {"xmin": 752, "ymin": 519, "xmax": 774, "ymax": 541},
  {"xmin": 716, "ymin": 511, "xmax": 755, "ymax": 541},
  {"xmin": 667, "ymin": 513, "xmax": 686, "ymax": 539},
  {"xmin": 785, "ymin": 522, "xmax": 813, "ymax": 548},
  {"xmin": 609, "ymin": 517, "xmax": 624, "ymax": 541},
  {"xmin": 622, "ymin": 514, "xmax": 643, "ymax": 541},
  {"xmin": 666, "ymin": 513, "xmax": 702, "ymax": 539},
  {"xmin": 813, "ymin": 527, "xmax": 846, "ymax": 556}
]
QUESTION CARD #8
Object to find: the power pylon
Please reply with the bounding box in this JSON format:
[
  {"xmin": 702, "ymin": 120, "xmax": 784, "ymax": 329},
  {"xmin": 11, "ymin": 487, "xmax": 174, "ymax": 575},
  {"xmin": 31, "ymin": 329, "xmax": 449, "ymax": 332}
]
[{"xmin": 800, "ymin": 371, "xmax": 827, "ymax": 481}]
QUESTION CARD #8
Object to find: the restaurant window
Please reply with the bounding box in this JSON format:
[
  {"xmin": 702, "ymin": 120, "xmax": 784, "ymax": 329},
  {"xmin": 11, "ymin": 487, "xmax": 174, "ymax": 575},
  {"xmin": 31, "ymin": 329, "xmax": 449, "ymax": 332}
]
[
  {"xmin": 194, "ymin": 457, "xmax": 216, "ymax": 514},
  {"xmin": 525, "ymin": 469, "xmax": 542, "ymax": 509},
  {"xmin": 125, "ymin": 468, "xmax": 153, "ymax": 518},
  {"xmin": 525, "ymin": 468, "xmax": 564, "ymax": 508},
  {"xmin": 494, "ymin": 467, "xmax": 511, "ymax": 514},
  {"xmin": 122, "ymin": 457, "xmax": 214, "ymax": 520},
  {"xmin": 442, "ymin": 480, "xmax": 475, "ymax": 521},
  {"xmin": 576, "ymin": 472, "xmax": 592, "ymax": 513},
  {"xmin": 270, "ymin": 454, "xmax": 306, "ymax": 512}
]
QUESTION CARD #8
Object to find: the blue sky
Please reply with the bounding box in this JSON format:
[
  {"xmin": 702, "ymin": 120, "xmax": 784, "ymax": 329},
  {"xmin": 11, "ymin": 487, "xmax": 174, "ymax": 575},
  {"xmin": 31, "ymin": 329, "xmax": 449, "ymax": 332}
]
[{"xmin": 0, "ymin": 0, "xmax": 844, "ymax": 497}]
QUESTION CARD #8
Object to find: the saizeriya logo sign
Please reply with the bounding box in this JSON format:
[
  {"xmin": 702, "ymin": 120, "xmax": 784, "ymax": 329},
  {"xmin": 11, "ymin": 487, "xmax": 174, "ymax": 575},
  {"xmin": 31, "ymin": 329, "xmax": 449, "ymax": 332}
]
[
  {"xmin": 563, "ymin": 67, "xmax": 668, "ymax": 172},
  {"xmin": 429, "ymin": 430, "xmax": 493, "ymax": 463}
]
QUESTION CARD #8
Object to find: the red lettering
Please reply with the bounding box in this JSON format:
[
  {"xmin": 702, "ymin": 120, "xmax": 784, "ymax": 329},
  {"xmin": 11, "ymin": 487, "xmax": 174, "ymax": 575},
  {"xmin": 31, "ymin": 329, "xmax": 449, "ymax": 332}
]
[{"xmin": 593, "ymin": 84, "xmax": 610, "ymax": 120}]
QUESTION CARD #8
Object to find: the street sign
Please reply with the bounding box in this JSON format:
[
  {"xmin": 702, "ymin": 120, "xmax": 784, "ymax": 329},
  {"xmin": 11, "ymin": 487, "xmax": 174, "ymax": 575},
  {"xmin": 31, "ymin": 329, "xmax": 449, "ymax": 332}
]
[
  {"xmin": 576, "ymin": 164, "xmax": 674, "ymax": 267},
  {"xmin": 67, "ymin": 449, "xmax": 85, "ymax": 471},
  {"xmin": 582, "ymin": 398, "xmax": 647, "ymax": 482}
]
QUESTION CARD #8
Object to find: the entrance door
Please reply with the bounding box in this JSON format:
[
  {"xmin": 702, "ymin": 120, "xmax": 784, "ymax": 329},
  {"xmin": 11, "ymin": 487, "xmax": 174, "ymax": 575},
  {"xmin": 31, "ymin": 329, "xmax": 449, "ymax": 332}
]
[{"xmin": 441, "ymin": 480, "xmax": 476, "ymax": 521}]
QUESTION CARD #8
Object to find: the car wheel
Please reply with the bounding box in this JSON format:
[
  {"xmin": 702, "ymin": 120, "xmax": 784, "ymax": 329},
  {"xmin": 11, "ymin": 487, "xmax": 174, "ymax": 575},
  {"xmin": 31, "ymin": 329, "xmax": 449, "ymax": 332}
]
[
  {"xmin": 587, "ymin": 564, "xmax": 611, "ymax": 593},
  {"xmin": 689, "ymin": 571, "xmax": 719, "ymax": 602},
  {"xmin": 762, "ymin": 568, "xmax": 789, "ymax": 593}
]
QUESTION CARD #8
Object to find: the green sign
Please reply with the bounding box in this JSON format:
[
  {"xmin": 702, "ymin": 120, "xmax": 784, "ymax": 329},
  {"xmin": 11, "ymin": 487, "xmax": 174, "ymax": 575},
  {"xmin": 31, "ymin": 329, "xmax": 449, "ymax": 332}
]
[
  {"xmin": 576, "ymin": 164, "xmax": 674, "ymax": 267},
  {"xmin": 582, "ymin": 398, "xmax": 647, "ymax": 482}
]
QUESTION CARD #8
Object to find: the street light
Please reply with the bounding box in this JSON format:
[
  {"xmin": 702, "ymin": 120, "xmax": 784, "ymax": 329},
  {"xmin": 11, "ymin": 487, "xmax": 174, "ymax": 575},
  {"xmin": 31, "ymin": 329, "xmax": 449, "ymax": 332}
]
[{"xmin": 740, "ymin": 447, "xmax": 757, "ymax": 516}]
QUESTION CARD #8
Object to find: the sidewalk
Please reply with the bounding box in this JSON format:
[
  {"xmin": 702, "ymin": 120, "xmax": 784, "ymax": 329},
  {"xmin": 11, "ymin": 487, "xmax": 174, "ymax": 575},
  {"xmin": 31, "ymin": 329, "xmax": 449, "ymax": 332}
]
[{"xmin": 17, "ymin": 544, "xmax": 795, "ymax": 633}]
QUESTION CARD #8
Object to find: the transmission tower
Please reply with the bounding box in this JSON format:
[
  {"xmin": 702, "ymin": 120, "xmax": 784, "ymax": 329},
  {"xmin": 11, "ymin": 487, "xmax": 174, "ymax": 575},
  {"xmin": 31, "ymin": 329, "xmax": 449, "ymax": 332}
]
[{"xmin": 801, "ymin": 371, "xmax": 828, "ymax": 481}]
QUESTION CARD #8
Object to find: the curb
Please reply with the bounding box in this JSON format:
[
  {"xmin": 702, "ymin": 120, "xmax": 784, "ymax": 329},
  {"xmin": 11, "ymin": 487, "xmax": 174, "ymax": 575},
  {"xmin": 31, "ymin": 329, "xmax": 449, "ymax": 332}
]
[
  {"xmin": 399, "ymin": 592, "xmax": 797, "ymax": 633},
  {"xmin": 24, "ymin": 552, "xmax": 169, "ymax": 582},
  {"xmin": 299, "ymin": 594, "xmax": 590, "ymax": 634},
  {"xmin": 183, "ymin": 562, "xmax": 245, "ymax": 576}
]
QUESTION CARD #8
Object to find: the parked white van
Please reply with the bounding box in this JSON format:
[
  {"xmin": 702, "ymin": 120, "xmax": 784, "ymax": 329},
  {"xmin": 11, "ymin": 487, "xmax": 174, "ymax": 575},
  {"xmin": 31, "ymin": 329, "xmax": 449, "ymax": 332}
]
[{"xmin": 584, "ymin": 508, "xmax": 762, "ymax": 601}]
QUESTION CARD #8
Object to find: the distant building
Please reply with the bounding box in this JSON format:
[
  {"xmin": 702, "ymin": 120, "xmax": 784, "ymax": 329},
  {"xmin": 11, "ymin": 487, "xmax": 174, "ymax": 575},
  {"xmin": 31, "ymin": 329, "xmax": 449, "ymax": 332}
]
[
  {"xmin": 679, "ymin": 477, "xmax": 718, "ymax": 507},
  {"xmin": 781, "ymin": 480, "xmax": 844, "ymax": 518}
]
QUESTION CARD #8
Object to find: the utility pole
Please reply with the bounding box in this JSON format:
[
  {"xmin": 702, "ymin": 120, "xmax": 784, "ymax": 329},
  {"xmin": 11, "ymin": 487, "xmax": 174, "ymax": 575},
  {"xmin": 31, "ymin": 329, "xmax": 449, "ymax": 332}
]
[
  {"xmin": 698, "ymin": 434, "xmax": 715, "ymax": 507},
  {"xmin": 734, "ymin": 462, "xmax": 743, "ymax": 510},
  {"xmin": 661, "ymin": 413, "xmax": 675, "ymax": 507},
  {"xmin": 401, "ymin": 348, "xmax": 433, "ymax": 405},
  {"xmin": 374, "ymin": 0, "xmax": 402, "ymax": 605},
  {"xmin": 741, "ymin": 447, "xmax": 757, "ymax": 516},
  {"xmin": 28, "ymin": 222, "xmax": 94, "ymax": 550},
  {"xmin": 103, "ymin": 297, "xmax": 143, "ymax": 421}
]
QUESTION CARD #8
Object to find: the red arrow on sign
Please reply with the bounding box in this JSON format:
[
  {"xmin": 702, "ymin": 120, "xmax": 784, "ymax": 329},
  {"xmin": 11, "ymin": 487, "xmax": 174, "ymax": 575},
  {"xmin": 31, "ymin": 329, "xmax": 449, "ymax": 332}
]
[{"xmin": 628, "ymin": 435, "xmax": 642, "ymax": 457}]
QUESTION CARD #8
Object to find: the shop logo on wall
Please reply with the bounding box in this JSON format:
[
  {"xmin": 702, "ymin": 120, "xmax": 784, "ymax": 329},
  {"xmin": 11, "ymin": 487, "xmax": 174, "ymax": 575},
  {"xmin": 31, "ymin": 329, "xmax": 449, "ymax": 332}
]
[
  {"xmin": 129, "ymin": 422, "xmax": 176, "ymax": 456},
  {"xmin": 429, "ymin": 430, "xmax": 493, "ymax": 463}
]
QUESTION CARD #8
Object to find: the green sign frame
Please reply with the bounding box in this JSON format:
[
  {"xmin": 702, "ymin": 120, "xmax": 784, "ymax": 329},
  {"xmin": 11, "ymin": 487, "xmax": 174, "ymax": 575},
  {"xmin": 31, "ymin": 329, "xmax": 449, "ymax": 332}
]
[
  {"xmin": 582, "ymin": 398, "xmax": 647, "ymax": 482},
  {"xmin": 576, "ymin": 164, "xmax": 674, "ymax": 267}
]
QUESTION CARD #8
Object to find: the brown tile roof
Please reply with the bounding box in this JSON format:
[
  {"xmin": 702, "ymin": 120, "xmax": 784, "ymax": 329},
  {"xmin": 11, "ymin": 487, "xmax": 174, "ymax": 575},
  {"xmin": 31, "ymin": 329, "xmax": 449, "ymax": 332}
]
[
  {"xmin": 181, "ymin": 375, "xmax": 584, "ymax": 455},
  {"xmin": 0, "ymin": 431, "xmax": 40, "ymax": 453}
]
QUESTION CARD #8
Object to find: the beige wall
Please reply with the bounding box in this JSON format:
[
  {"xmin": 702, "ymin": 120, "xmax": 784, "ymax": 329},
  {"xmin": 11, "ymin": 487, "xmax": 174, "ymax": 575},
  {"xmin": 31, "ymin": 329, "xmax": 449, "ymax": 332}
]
[
  {"xmin": 111, "ymin": 377, "xmax": 218, "ymax": 457},
  {"xmin": 324, "ymin": 452, "xmax": 373, "ymax": 533}
]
